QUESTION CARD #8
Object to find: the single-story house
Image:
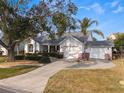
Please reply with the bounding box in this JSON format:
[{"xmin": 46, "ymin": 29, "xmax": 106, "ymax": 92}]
[
  {"xmin": 0, "ymin": 32, "xmax": 114, "ymax": 60},
  {"xmin": 0, "ymin": 45, "xmax": 8, "ymax": 56}
]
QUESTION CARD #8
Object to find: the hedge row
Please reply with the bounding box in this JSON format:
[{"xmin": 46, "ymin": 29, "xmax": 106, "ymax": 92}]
[{"xmin": 14, "ymin": 53, "xmax": 63, "ymax": 64}]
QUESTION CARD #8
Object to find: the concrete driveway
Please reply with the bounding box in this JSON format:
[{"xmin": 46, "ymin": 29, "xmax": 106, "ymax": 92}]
[
  {"xmin": 0, "ymin": 60, "xmax": 115, "ymax": 93},
  {"xmin": 0, "ymin": 61, "xmax": 76, "ymax": 93}
]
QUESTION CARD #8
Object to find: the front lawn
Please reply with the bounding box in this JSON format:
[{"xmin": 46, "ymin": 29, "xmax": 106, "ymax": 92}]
[
  {"xmin": 0, "ymin": 65, "xmax": 39, "ymax": 79},
  {"xmin": 0, "ymin": 57, "xmax": 7, "ymax": 63},
  {"xmin": 44, "ymin": 59, "xmax": 124, "ymax": 93}
]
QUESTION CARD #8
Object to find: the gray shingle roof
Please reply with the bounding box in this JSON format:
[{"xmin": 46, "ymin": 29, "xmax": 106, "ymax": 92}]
[
  {"xmin": 72, "ymin": 35, "xmax": 88, "ymax": 43},
  {"xmin": 34, "ymin": 38, "xmax": 59, "ymax": 45},
  {"xmin": 58, "ymin": 32, "xmax": 88, "ymax": 44},
  {"xmin": 87, "ymin": 41, "xmax": 114, "ymax": 47},
  {"xmin": 33, "ymin": 32, "xmax": 114, "ymax": 47}
]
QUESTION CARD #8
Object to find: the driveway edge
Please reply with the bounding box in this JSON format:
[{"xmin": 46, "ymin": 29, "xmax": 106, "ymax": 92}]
[{"xmin": 0, "ymin": 84, "xmax": 31, "ymax": 93}]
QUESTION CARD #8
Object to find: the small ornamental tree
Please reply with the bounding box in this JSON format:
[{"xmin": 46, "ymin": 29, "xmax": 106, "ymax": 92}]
[{"xmin": 114, "ymin": 33, "xmax": 124, "ymax": 47}]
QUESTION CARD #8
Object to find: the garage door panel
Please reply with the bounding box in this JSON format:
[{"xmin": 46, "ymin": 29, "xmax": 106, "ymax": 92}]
[{"xmin": 90, "ymin": 48, "xmax": 105, "ymax": 59}]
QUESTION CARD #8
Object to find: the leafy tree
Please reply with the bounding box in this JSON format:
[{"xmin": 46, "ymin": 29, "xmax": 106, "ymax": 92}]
[
  {"xmin": 28, "ymin": 0, "xmax": 77, "ymax": 39},
  {"xmin": 52, "ymin": 13, "xmax": 68, "ymax": 37},
  {"xmin": 113, "ymin": 33, "xmax": 124, "ymax": 46},
  {"xmin": 0, "ymin": 0, "xmax": 77, "ymax": 61},
  {"xmin": 51, "ymin": 1, "xmax": 78, "ymax": 37},
  {"xmin": 0, "ymin": 0, "xmax": 36, "ymax": 61}
]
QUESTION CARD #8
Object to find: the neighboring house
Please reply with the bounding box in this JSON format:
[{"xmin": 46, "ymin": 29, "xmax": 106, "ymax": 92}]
[
  {"xmin": 0, "ymin": 45, "xmax": 8, "ymax": 56},
  {"xmin": 108, "ymin": 34, "xmax": 116, "ymax": 41},
  {"xmin": 0, "ymin": 32, "xmax": 114, "ymax": 60}
]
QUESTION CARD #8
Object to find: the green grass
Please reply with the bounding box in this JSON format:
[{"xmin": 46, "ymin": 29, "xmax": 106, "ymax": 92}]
[
  {"xmin": 0, "ymin": 65, "xmax": 39, "ymax": 79},
  {"xmin": 0, "ymin": 57, "xmax": 7, "ymax": 63},
  {"xmin": 44, "ymin": 59, "xmax": 124, "ymax": 93}
]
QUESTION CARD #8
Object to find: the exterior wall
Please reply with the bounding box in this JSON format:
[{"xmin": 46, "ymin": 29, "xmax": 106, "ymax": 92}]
[
  {"xmin": 35, "ymin": 42, "xmax": 40, "ymax": 52},
  {"xmin": 87, "ymin": 33, "xmax": 93, "ymax": 41},
  {"xmin": 24, "ymin": 39, "xmax": 40, "ymax": 54},
  {"xmin": 15, "ymin": 42, "xmax": 25, "ymax": 55},
  {"xmin": 0, "ymin": 45, "xmax": 8, "ymax": 56},
  {"xmin": 86, "ymin": 47, "xmax": 112, "ymax": 59},
  {"xmin": 13, "ymin": 35, "xmax": 112, "ymax": 60},
  {"xmin": 60, "ymin": 36, "xmax": 112, "ymax": 59},
  {"xmin": 60, "ymin": 37, "xmax": 84, "ymax": 59}
]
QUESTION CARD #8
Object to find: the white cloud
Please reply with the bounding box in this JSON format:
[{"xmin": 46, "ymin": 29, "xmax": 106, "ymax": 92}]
[
  {"xmin": 78, "ymin": 3, "xmax": 105, "ymax": 15},
  {"xmin": 112, "ymin": 5, "xmax": 124, "ymax": 13},
  {"xmin": 111, "ymin": 1, "xmax": 120, "ymax": 8},
  {"xmin": 90, "ymin": 3, "xmax": 105, "ymax": 15},
  {"xmin": 78, "ymin": 6, "xmax": 90, "ymax": 10}
]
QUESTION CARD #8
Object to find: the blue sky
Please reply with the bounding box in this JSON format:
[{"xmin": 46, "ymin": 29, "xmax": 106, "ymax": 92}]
[
  {"xmin": 31, "ymin": 0, "xmax": 124, "ymax": 39},
  {"xmin": 72, "ymin": 0, "xmax": 124, "ymax": 39}
]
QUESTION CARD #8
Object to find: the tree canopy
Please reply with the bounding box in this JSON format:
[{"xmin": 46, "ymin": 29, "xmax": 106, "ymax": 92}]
[
  {"xmin": 29, "ymin": 0, "xmax": 78, "ymax": 38},
  {"xmin": 0, "ymin": 0, "xmax": 78, "ymax": 61},
  {"xmin": 113, "ymin": 33, "xmax": 124, "ymax": 46}
]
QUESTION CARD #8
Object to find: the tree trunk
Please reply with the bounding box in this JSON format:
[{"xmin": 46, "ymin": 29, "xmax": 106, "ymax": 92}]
[
  {"xmin": 8, "ymin": 46, "xmax": 15, "ymax": 62},
  {"xmin": 0, "ymin": 38, "xmax": 16, "ymax": 62},
  {"xmin": 84, "ymin": 44, "xmax": 86, "ymax": 61}
]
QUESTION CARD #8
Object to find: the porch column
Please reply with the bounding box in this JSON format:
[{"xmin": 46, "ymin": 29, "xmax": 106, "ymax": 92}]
[
  {"xmin": 16, "ymin": 44, "xmax": 19, "ymax": 55},
  {"xmin": 55, "ymin": 46, "xmax": 57, "ymax": 52},
  {"xmin": 48, "ymin": 45, "xmax": 50, "ymax": 53}
]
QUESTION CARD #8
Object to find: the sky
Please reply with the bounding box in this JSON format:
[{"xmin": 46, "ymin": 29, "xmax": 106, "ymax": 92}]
[
  {"xmin": 31, "ymin": 0, "xmax": 124, "ymax": 40},
  {"xmin": 72, "ymin": 0, "xmax": 124, "ymax": 39}
]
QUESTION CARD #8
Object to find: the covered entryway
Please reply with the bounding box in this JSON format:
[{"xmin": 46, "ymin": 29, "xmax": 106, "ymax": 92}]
[
  {"xmin": 42, "ymin": 45, "xmax": 60, "ymax": 53},
  {"xmin": 40, "ymin": 39, "xmax": 60, "ymax": 53}
]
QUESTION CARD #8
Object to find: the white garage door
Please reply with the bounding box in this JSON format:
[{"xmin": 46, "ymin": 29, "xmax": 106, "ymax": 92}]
[{"xmin": 90, "ymin": 48, "xmax": 105, "ymax": 59}]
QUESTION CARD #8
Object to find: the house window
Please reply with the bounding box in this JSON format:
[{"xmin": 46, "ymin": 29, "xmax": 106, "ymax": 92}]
[
  {"xmin": 57, "ymin": 46, "xmax": 60, "ymax": 51},
  {"xmin": 28, "ymin": 44, "xmax": 33, "ymax": 52}
]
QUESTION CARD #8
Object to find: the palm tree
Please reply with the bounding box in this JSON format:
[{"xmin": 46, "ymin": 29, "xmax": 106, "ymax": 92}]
[
  {"xmin": 80, "ymin": 17, "xmax": 104, "ymax": 38},
  {"xmin": 80, "ymin": 17, "xmax": 104, "ymax": 60}
]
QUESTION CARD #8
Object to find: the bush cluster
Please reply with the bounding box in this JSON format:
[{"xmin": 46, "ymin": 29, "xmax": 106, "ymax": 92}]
[{"xmin": 14, "ymin": 53, "xmax": 63, "ymax": 64}]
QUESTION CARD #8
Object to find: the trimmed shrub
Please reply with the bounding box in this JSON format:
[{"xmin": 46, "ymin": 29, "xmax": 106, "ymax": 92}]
[
  {"xmin": 57, "ymin": 53, "xmax": 63, "ymax": 58},
  {"xmin": 15, "ymin": 52, "xmax": 63, "ymax": 63},
  {"xmin": 15, "ymin": 55, "xmax": 25, "ymax": 60},
  {"xmin": 39, "ymin": 56, "xmax": 51, "ymax": 64},
  {"xmin": 25, "ymin": 54, "xmax": 41, "ymax": 61},
  {"xmin": 41, "ymin": 52, "xmax": 63, "ymax": 59}
]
